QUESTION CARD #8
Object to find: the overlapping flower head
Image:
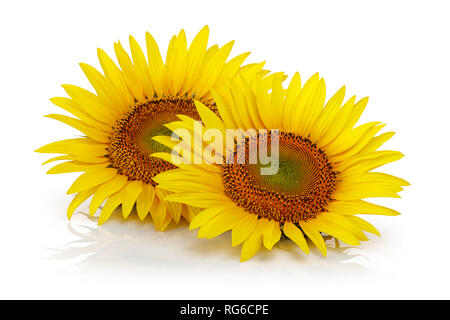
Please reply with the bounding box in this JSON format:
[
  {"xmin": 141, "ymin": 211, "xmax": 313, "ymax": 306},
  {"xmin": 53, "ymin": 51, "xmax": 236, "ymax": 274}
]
[
  {"xmin": 152, "ymin": 72, "xmax": 409, "ymax": 261},
  {"xmin": 36, "ymin": 26, "xmax": 277, "ymax": 230}
]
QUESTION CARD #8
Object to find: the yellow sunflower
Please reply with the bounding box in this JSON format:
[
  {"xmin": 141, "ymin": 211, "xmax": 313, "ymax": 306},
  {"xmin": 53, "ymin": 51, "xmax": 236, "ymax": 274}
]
[
  {"xmin": 36, "ymin": 26, "xmax": 270, "ymax": 230},
  {"xmin": 152, "ymin": 72, "xmax": 409, "ymax": 261}
]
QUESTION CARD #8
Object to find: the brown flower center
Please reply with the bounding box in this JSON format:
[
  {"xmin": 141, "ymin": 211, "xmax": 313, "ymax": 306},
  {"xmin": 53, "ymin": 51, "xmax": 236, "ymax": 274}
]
[
  {"xmin": 221, "ymin": 132, "xmax": 338, "ymax": 223},
  {"xmin": 108, "ymin": 97, "xmax": 205, "ymax": 186}
]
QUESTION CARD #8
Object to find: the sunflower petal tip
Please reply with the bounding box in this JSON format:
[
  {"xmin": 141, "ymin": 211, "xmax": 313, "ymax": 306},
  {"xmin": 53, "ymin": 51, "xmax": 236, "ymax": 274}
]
[{"xmin": 239, "ymin": 255, "xmax": 250, "ymax": 263}]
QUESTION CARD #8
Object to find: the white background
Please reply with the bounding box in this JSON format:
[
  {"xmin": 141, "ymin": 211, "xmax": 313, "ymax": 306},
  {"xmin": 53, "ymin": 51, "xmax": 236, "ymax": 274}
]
[{"xmin": 1, "ymin": 0, "xmax": 449, "ymax": 299}]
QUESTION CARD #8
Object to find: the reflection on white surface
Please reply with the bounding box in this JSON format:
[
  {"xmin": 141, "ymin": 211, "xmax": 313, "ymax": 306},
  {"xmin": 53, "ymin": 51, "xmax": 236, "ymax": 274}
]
[{"xmin": 46, "ymin": 211, "xmax": 379, "ymax": 276}]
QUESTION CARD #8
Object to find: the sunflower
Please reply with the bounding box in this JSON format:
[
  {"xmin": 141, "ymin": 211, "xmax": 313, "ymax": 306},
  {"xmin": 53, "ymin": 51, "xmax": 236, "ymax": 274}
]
[
  {"xmin": 152, "ymin": 72, "xmax": 409, "ymax": 261},
  {"xmin": 36, "ymin": 26, "xmax": 269, "ymax": 230}
]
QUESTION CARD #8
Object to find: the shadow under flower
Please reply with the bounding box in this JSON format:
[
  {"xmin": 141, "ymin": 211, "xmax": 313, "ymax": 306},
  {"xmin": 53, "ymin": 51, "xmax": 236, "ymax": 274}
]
[{"xmin": 46, "ymin": 211, "xmax": 377, "ymax": 276}]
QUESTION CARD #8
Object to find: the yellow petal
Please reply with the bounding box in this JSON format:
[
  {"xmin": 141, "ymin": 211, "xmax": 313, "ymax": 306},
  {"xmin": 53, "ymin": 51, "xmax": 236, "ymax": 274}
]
[
  {"xmin": 43, "ymin": 154, "xmax": 107, "ymax": 165},
  {"xmin": 194, "ymin": 100, "xmax": 226, "ymax": 135},
  {"xmin": 67, "ymin": 187, "xmax": 97, "ymax": 219},
  {"xmin": 160, "ymin": 208, "xmax": 173, "ymax": 232},
  {"xmin": 45, "ymin": 114, "xmax": 110, "ymax": 143},
  {"xmin": 334, "ymin": 180, "xmax": 403, "ymax": 200},
  {"xmin": 121, "ymin": 180, "xmax": 144, "ymax": 219},
  {"xmin": 212, "ymin": 88, "xmax": 239, "ymax": 129},
  {"xmin": 98, "ymin": 188, "xmax": 127, "ymax": 225},
  {"xmin": 163, "ymin": 192, "xmax": 230, "ymax": 207},
  {"xmin": 181, "ymin": 205, "xmax": 199, "ymax": 223},
  {"xmin": 318, "ymin": 95, "xmax": 356, "ymax": 147},
  {"xmin": 326, "ymin": 199, "xmax": 401, "ymax": 216},
  {"xmin": 89, "ymin": 175, "xmax": 128, "ymax": 216},
  {"xmin": 155, "ymin": 188, "xmax": 181, "ymax": 223},
  {"xmin": 129, "ymin": 35, "xmax": 154, "ymax": 98},
  {"xmin": 50, "ymin": 97, "xmax": 112, "ymax": 131},
  {"xmin": 231, "ymin": 214, "xmax": 258, "ymax": 247},
  {"xmin": 47, "ymin": 161, "xmax": 106, "ymax": 174},
  {"xmin": 358, "ymin": 132, "xmax": 395, "ymax": 155},
  {"xmin": 325, "ymin": 122, "xmax": 382, "ymax": 157},
  {"xmin": 346, "ymin": 216, "xmax": 381, "ymax": 236},
  {"xmin": 165, "ymin": 30, "xmax": 188, "ymax": 95},
  {"xmin": 195, "ymin": 41, "xmax": 234, "ymax": 98},
  {"xmin": 308, "ymin": 218, "xmax": 360, "ymax": 246},
  {"xmin": 283, "ymin": 222, "xmax": 309, "ymax": 254},
  {"xmin": 66, "ymin": 168, "xmax": 117, "ymax": 194},
  {"xmin": 149, "ymin": 195, "xmax": 168, "ymax": 231},
  {"xmin": 145, "ymin": 31, "xmax": 165, "ymax": 96},
  {"xmin": 190, "ymin": 205, "xmax": 230, "ymax": 230},
  {"xmin": 240, "ymin": 221, "xmax": 268, "ymax": 262},
  {"xmin": 214, "ymin": 52, "xmax": 250, "ymax": 96},
  {"xmin": 62, "ymin": 84, "xmax": 116, "ymax": 124},
  {"xmin": 339, "ymin": 172, "xmax": 410, "ymax": 189},
  {"xmin": 97, "ymin": 48, "xmax": 134, "ymax": 107},
  {"xmin": 310, "ymin": 85, "xmax": 346, "ymax": 142},
  {"xmin": 330, "ymin": 124, "xmax": 386, "ymax": 162},
  {"xmin": 270, "ymin": 74, "xmax": 285, "ymax": 129},
  {"xmin": 301, "ymin": 77, "xmax": 326, "ymax": 135},
  {"xmin": 79, "ymin": 63, "xmax": 124, "ymax": 116},
  {"xmin": 114, "ymin": 41, "xmax": 146, "ymax": 102},
  {"xmin": 197, "ymin": 209, "xmax": 245, "ymax": 239},
  {"xmin": 282, "ymin": 72, "xmax": 302, "ymax": 131},
  {"xmin": 182, "ymin": 25, "xmax": 209, "ymax": 94},
  {"xmin": 299, "ymin": 220, "xmax": 327, "ymax": 257},
  {"xmin": 42, "ymin": 155, "xmax": 72, "ymax": 165},
  {"xmin": 335, "ymin": 150, "xmax": 403, "ymax": 174},
  {"xmin": 36, "ymin": 138, "xmax": 107, "ymax": 157},
  {"xmin": 136, "ymin": 184, "xmax": 155, "ymax": 220},
  {"xmin": 341, "ymin": 96, "xmax": 369, "ymax": 132},
  {"xmin": 319, "ymin": 213, "xmax": 368, "ymax": 241},
  {"xmin": 262, "ymin": 219, "xmax": 281, "ymax": 250}
]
